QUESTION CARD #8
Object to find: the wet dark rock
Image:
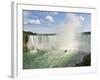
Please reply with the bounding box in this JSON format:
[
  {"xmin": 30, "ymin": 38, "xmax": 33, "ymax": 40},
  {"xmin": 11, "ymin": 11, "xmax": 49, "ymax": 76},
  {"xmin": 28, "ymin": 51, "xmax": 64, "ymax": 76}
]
[{"xmin": 75, "ymin": 53, "xmax": 91, "ymax": 66}]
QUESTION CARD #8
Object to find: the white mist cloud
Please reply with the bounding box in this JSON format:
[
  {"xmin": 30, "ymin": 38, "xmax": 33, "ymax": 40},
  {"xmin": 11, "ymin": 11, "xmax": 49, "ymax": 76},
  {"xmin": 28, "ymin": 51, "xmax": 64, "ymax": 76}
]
[
  {"xmin": 56, "ymin": 13, "xmax": 82, "ymax": 51},
  {"xmin": 24, "ymin": 19, "xmax": 41, "ymax": 25},
  {"xmin": 32, "ymin": 19, "xmax": 41, "ymax": 24},
  {"xmin": 44, "ymin": 15, "xmax": 54, "ymax": 23},
  {"xmin": 24, "ymin": 20, "xmax": 29, "ymax": 25}
]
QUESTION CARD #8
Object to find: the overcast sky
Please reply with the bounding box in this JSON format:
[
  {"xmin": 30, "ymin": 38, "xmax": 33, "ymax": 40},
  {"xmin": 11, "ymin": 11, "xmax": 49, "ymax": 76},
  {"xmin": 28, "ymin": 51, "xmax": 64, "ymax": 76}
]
[{"xmin": 23, "ymin": 10, "xmax": 91, "ymax": 33}]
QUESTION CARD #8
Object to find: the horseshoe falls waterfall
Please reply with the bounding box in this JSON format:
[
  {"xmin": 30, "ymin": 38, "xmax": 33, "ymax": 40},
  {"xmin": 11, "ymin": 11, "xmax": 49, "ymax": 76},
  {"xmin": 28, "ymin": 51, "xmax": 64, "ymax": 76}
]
[{"xmin": 23, "ymin": 13, "xmax": 91, "ymax": 69}]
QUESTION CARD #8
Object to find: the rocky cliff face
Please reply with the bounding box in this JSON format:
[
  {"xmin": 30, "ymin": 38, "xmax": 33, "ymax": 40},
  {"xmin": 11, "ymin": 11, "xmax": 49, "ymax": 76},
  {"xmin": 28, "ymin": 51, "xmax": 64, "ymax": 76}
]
[{"xmin": 23, "ymin": 31, "xmax": 31, "ymax": 52}]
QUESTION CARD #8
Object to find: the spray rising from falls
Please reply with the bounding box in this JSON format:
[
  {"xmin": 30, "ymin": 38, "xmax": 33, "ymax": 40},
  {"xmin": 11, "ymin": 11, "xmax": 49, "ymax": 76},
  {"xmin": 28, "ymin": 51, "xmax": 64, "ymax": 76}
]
[{"xmin": 56, "ymin": 13, "xmax": 82, "ymax": 51}]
